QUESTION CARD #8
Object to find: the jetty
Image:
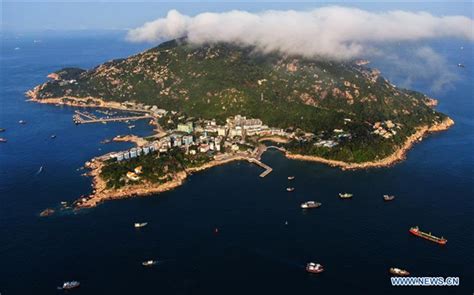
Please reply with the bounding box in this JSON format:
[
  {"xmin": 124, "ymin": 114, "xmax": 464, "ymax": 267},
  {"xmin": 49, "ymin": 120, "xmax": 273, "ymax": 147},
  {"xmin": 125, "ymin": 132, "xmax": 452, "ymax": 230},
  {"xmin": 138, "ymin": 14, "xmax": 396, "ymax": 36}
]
[
  {"xmin": 248, "ymin": 158, "xmax": 273, "ymax": 177},
  {"xmin": 73, "ymin": 110, "xmax": 150, "ymax": 124}
]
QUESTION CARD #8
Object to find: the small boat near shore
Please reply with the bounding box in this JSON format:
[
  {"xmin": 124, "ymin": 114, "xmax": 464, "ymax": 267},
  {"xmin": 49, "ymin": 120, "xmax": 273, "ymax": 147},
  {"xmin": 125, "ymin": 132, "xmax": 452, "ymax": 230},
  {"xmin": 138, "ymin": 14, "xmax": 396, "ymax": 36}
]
[
  {"xmin": 383, "ymin": 195, "xmax": 395, "ymax": 201},
  {"xmin": 142, "ymin": 260, "xmax": 158, "ymax": 266},
  {"xmin": 306, "ymin": 262, "xmax": 324, "ymax": 274},
  {"xmin": 58, "ymin": 281, "xmax": 80, "ymax": 290},
  {"xmin": 287, "ymin": 176, "xmax": 295, "ymax": 180},
  {"xmin": 134, "ymin": 222, "xmax": 148, "ymax": 228},
  {"xmin": 409, "ymin": 226, "xmax": 447, "ymax": 245},
  {"xmin": 390, "ymin": 268, "xmax": 410, "ymax": 276},
  {"xmin": 286, "ymin": 187, "xmax": 295, "ymax": 192},
  {"xmin": 301, "ymin": 201, "xmax": 322, "ymax": 209},
  {"xmin": 339, "ymin": 193, "xmax": 353, "ymax": 199}
]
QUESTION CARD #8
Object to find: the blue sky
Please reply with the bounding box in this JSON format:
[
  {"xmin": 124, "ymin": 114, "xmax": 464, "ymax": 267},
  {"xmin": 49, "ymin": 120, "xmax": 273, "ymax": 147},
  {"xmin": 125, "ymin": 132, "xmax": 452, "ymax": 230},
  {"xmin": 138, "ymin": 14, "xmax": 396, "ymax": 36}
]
[{"xmin": 2, "ymin": 1, "xmax": 473, "ymax": 32}]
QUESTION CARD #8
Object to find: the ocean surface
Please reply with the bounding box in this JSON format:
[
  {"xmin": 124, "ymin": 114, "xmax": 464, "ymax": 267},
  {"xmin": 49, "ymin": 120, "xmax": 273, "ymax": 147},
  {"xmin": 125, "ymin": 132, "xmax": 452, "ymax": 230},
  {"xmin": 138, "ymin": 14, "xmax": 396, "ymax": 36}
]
[{"xmin": 0, "ymin": 32, "xmax": 473, "ymax": 295}]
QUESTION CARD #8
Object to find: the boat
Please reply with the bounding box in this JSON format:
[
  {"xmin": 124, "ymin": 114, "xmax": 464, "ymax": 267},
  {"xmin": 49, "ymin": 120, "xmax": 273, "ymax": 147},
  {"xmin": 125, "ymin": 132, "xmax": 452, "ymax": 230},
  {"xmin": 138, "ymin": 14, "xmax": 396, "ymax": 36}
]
[
  {"xmin": 134, "ymin": 222, "xmax": 148, "ymax": 228},
  {"xmin": 457, "ymin": 63, "xmax": 465, "ymax": 68},
  {"xmin": 301, "ymin": 201, "xmax": 322, "ymax": 209},
  {"xmin": 339, "ymin": 193, "xmax": 353, "ymax": 199},
  {"xmin": 59, "ymin": 281, "xmax": 80, "ymax": 290},
  {"xmin": 383, "ymin": 195, "xmax": 395, "ymax": 201},
  {"xmin": 19, "ymin": 120, "xmax": 26, "ymax": 124},
  {"xmin": 142, "ymin": 260, "xmax": 158, "ymax": 266},
  {"xmin": 51, "ymin": 134, "xmax": 57, "ymax": 139},
  {"xmin": 128, "ymin": 125, "xmax": 135, "ymax": 129},
  {"xmin": 0, "ymin": 128, "xmax": 5, "ymax": 132},
  {"xmin": 286, "ymin": 187, "xmax": 295, "ymax": 192},
  {"xmin": 287, "ymin": 176, "xmax": 295, "ymax": 180},
  {"xmin": 409, "ymin": 226, "xmax": 447, "ymax": 245},
  {"xmin": 306, "ymin": 262, "xmax": 324, "ymax": 274},
  {"xmin": 40, "ymin": 208, "xmax": 54, "ymax": 217},
  {"xmin": 0, "ymin": 138, "xmax": 6, "ymax": 143},
  {"xmin": 36, "ymin": 166, "xmax": 44, "ymax": 175},
  {"xmin": 389, "ymin": 268, "xmax": 410, "ymax": 276}
]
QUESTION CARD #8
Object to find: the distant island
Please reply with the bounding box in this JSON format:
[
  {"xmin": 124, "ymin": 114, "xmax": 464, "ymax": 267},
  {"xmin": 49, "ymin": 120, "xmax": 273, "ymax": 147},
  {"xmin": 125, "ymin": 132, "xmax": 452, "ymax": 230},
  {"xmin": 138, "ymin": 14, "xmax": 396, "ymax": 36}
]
[{"xmin": 27, "ymin": 38, "xmax": 453, "ymax": 211}]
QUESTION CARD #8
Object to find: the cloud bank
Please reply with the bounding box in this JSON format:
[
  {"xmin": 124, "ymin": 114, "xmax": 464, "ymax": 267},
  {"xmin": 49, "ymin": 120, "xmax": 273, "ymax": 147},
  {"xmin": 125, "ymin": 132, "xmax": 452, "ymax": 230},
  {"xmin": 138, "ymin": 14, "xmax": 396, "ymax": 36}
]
[{"xmin": 127, "ymin": 7, "xmax": 473, "ymax": 60}]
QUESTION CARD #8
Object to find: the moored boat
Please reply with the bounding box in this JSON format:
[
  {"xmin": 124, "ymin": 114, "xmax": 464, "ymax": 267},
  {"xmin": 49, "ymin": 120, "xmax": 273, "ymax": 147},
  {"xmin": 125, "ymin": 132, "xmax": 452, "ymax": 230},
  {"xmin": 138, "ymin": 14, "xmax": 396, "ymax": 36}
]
[
  {"xmin": 301, "ymin": 201, "xmax": 322, "ymax": 209},
  {"xmin": 287, "ymin": 176, "xmax": 295, "ymax": 180},
  {"xmin": 134, "ymin": 222, "xmax": 148, "ymax": 228},
  {"xmin": 339, "ymin": 193, "xmax": 353, "ymax": 199},
  {"xmin": 409, "ymin": 226, "xmax": 447, "ymax": 245},
  {"xmin": 383, "ymin": 195, "xmax": 395, "ymax": 201},
  {"xmin": 389, "ymin": 268, "xmax": 410, "ymax": 276},
  {"xmin": 142, "ymin": 260, "xmax": 158, "ymax": 266},
  {"xmin": 306, "ymin": 262, "xmax": 324, "ymax": 274},
  {"xmin": 59, "ymin": 281, "xmax": 80, "ymax": 290},
  {"xmin": 286, "ymin": 187, "xmax": 295, "ymax": 192}
]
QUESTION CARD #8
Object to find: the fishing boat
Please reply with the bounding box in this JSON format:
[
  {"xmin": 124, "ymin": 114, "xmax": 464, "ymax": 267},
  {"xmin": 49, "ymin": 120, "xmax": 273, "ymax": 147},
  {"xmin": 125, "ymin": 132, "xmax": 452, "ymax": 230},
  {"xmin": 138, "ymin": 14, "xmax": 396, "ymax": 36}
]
[
  {"xmin": 383, "ymin": 195, "xmax": 395, "ymax": 201},
  {"xmin": 287, "ymin": 176, "xmax": 295, "ymax": 180},
  {"xmin": 286, "ymin": 187, "xmax": 295, "ymax": 192},
  {"xmin": 134, "ymin": 222, "xmax": 148, "ymax": 228},
  {"xmin": 389, "ymin": 268, "xmax": 410, "ymax": 276},
  {"xmin": 142, "ymin": 260, "xmax": 158, "ymax": 266},
  {"xmin": 339, "ymin": 193, "xmax": 353, "ymax": 199},
  {"xmin": 409, "ymin": 226, "xmax": 447, "ymax": 245},
  {"xmin": 306, "ymin": 262, "xmax": 324, "ymax": 274},
  {"xmin": 300, "ymin": 201, "xmax": 322, "ymax": 209},
  {"xmin": 59, "ymin": 281, "xmax": 80, "ymax": 290}
]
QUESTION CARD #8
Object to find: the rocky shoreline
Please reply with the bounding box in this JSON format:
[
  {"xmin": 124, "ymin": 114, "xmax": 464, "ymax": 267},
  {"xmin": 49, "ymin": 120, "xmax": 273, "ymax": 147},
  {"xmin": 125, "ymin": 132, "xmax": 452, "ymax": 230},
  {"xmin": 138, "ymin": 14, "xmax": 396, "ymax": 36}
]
[
  {"xmin": 75, "ymin": 155, "xmax": 256, "ymax": 209},
  {"xmin": 285, "ymin": 117, "xmax": 454, "ymax": 170}
]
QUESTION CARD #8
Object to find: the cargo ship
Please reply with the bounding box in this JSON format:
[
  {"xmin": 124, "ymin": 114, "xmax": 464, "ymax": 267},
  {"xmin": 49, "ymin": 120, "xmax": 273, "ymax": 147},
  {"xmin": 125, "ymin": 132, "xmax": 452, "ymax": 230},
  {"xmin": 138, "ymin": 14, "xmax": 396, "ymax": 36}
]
[{"xmin": 409, "ymin": 226, "xmax": 447, "ymax": 245}]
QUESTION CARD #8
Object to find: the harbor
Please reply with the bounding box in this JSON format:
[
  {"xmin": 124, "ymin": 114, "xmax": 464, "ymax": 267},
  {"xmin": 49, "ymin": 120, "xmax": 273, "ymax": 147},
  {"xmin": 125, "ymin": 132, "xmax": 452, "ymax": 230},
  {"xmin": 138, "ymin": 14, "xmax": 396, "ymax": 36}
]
[{"xmin": 73, "ymin": 110, "xmax": 151, "ymax": 124}]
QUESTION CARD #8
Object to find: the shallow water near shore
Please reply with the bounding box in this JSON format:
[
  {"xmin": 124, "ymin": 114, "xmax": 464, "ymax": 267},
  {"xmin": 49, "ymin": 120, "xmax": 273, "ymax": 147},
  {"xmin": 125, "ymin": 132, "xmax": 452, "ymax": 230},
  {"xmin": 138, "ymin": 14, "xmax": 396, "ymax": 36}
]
[{"xmin": 0, "ymin": 33, "xmax": 473, "ymax": 294}]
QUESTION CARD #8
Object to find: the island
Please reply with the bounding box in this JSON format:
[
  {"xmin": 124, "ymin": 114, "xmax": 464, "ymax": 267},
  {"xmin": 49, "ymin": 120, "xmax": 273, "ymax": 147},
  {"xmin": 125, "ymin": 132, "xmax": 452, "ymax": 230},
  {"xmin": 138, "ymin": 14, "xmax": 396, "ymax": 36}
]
[{"xmin": 26, "ymin": 38, "xmax": 454, "ymax": 210}]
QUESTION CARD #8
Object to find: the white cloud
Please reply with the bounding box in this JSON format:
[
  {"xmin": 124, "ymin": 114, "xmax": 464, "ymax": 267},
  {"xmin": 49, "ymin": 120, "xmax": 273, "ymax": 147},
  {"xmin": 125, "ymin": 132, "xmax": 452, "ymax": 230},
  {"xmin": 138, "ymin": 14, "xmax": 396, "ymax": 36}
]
[{"xmin": 127, "ymin": 7, "xmax": 473, "ymax": 60}]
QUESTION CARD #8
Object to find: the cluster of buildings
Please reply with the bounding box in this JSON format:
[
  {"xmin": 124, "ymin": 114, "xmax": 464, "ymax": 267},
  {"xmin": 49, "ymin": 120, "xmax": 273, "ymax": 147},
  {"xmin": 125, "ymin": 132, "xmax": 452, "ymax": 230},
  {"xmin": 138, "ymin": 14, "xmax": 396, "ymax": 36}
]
[{"xmin": 372, "ymin": 120, "xmax": 399, "ymax": 139}]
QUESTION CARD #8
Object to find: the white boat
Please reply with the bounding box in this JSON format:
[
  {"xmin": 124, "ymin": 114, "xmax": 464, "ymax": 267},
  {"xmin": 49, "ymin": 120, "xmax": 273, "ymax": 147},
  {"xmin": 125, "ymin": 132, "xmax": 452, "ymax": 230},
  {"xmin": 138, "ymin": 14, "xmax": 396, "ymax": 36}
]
[
  {"xmin": 36, "ymin": 166, "xmax": 44, "ymax": 175},
  {"xmin": 142, "ymin": 260, "xmax": 158, "ymax": 266},
  {"xmin": 390, "ymin": 267, "xmax": 410, "ymax": 276},
  {"xmin": 339, "ymin": 193, "xmax": 353, "ymax": 199},
  {"xmin": 59, "ymin": 281, "xmax": 80, "ymax": 290},
  {"xmin": 306, "ymin": 262, "xmax": 324, "ymax": 274},
  {"xmin": 301, "ymin": 201, "xmax": 322, "ymax": 209},
  {"xmin": 134, "ymin": 222, "xmax": 148, "ymax": 228}
]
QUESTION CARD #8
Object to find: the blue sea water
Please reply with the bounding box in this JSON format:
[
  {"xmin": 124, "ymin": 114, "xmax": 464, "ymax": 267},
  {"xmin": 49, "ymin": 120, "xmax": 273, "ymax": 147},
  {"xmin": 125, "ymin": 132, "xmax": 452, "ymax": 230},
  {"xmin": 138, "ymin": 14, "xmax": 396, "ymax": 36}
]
[{"xmin": 0, "ymin": 32, "xmax": 473, "ymax": 294}]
